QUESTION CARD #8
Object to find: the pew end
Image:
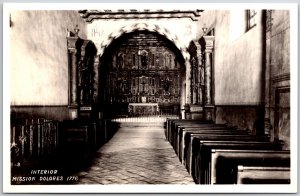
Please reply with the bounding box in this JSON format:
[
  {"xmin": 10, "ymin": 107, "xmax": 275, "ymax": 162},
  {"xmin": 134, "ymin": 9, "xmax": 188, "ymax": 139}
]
[{"xmin": 237, "ymin": 165, "xmax": 290, "ymax": 184}]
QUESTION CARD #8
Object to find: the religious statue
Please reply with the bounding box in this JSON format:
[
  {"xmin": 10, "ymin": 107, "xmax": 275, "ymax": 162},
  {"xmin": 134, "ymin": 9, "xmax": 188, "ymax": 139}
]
[
  {"xmin": 141, "ymin": 51, "xmax": 148, "ymax": 68},
  {"xmin": 117, "ymin": 53, "xmax": 124, "ymax": 68},
  {"xmin": 162, "ymin": 78, "xmax": 171, "ymax": 94},
  {"xmin": 78, "ymin": 57, "xmax": 92, "ymax": 105}
]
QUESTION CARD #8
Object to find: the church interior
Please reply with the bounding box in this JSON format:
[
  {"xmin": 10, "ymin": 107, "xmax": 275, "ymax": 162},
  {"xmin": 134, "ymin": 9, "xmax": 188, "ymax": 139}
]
[{"xmin": 8, "ymin": 7, "xmax": 293, "ymax": 188}]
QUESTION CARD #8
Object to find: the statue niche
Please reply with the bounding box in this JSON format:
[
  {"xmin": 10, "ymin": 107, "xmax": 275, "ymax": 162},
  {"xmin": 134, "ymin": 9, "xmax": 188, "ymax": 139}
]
[
  {"xmin": 161, "ymin": 77, "xmax": 172, "ymax": 95},
  {"xmin": 116, "ymin": 78, "xmax": 130, "ymax": 95},
  {"xmin": 78, "ymin": 41, "xmax": 97, "ymax": 105},
  {"xmin": 117, "ymin": 52, "xmax": 125, "ymax": 69},
  {"xmin": 140, "ymin": 50, "xmax": 148, "ymax": 68}
]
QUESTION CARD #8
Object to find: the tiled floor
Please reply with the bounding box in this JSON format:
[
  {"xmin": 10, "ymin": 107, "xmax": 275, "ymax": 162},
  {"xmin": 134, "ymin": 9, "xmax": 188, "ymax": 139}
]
[{"xmin": 74, "ymin": 122, "xmax": 195, "ymax": 184}]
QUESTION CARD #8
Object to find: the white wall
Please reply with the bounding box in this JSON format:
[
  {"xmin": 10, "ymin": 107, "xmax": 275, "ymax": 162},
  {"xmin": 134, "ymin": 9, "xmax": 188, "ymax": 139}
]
[
  {"xmin": 10, "ymin": 10, "xmax": 87, "ymax": 105},
  {"xmin": 197, "ymin": 10, "xmax": 264, "ymax": 105}
]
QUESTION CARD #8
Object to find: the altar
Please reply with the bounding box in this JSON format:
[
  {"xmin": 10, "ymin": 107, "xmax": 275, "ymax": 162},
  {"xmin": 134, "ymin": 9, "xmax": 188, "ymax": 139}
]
[{"xmin": 128, "ymin": 103, "xmax": 159, "ymax": 116}]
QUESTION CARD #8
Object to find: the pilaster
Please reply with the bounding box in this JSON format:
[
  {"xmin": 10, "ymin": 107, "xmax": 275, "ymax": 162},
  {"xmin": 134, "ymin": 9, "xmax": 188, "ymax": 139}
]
[
  {"xmin": 67, "ymin": 36, "xmax": 81, "ymax": 119},
  {"xmin": 203, "ymin": 35, "xmax": 215, "ymax": 121}
]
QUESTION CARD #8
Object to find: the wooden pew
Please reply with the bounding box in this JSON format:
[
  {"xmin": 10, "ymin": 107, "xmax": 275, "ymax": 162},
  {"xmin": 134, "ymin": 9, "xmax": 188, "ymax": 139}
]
[
  {"xmin": 168, "ymin": 121, "xmax": 211, "ymax": 143},
  {"xmin": 178, "ymin": 127, "xmax": 247, "ymax": 160},
  {"xmin": 166, "ymin": 119, "xmax": 212, "ymax": 140},
  {"xmin": 193, "ymin": 141, "xmax": 284, "ymax": 184},
  {"xmin": 177, "ymin": 128, "xmax": 248, "ymax": 162},
  {"xmin": 166, "ymin": 119, "xmax": 202, "ymax": 139},
  {"xmin": 171, "ymin": 124, "xmax": 229, "ymax": 152},
  {"xmin": 210, "ymin": 149, "xmax": 290, "ymax": 184},
  {"xmin": 167, "ymin": 119, "xmax": 201, "ymax": 131},
  {"xmin": 169, "ymin": 122, "xmax": 227, "ymax": 149},
  {"xmin": 174, "ymin": 124, "xmax": 230, "ymax": 151},
  {"xmin": 237, "ymin": 166, "xmax": 290, "ymax": 184},
  {"xmin": 11, "ymin": 119, "xmax": 60, "ymax": 168},
  {"xmin": 180, "ymin": 131, "xmax": 269, "ymax": 168}
]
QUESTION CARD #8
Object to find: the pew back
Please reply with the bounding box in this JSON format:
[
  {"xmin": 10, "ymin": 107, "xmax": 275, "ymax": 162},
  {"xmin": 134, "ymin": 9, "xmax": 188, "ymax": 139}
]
[
  {"xmin": 194, "ymin": 141, "xmax": 283, "ymax": 184},
  {"xmin": 179, "ymin": 129, "xmax": 249, "ymax": 162},
  {"xmin": 237, "ymin": 166, "xmax": 290, "ymax": 184},
  {"xmin": 211, "ymin": 150, "xmax": 290, "ymax": 184}
]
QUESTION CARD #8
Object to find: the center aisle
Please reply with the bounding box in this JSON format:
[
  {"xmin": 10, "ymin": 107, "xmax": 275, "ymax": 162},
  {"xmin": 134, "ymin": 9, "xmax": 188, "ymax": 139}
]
[{"xmin": 75, "ymin": 121, "xmax": 195, "ymax": 184}]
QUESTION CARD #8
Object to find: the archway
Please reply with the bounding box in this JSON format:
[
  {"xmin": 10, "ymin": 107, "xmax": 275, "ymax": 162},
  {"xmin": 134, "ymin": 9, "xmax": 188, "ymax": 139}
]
[
  {"xmin": 98, "ymin": 30, "xmax": 186, "ymax": 118},
  {"xmin": 96, "ymin": 23, "xmax": 190, "ymax": 61}
]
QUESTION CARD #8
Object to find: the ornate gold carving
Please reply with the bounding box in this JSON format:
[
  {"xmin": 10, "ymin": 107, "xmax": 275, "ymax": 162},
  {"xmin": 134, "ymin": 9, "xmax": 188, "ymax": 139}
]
[{"xmin": 106, "ymin": 31, "xmax": 181, "ymax": 106}]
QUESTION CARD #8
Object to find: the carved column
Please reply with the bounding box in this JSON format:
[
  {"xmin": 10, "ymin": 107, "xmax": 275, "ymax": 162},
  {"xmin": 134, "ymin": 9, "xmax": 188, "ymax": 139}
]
[
  {"xmin": 185, "ymin": 59, "xmax": 192, "ymax": 105},
  {"xmin": 191, "ymin": 57, "xmax": 197, "ymax": 105},
  {"xmin": 93, "ymin": 57, "xmax": 99, "ymax": 104},
  {"xmin": 67, "ymin": 36, "xmax": 81, "ymax": 119},
  {"xmin": 180, "ymin": 73, "xmax": 186, "ymax": 119},
  {"xmin": 70, "ymin": 48, "xmax": 77, "ymax": 105},
  {"xmin": 203, "ymin": 36, "xmax": 215, "ymax": 121},
  {"xmin": 195, "ymin": 42, "xmax": 204, "ymax": 105},
  {"xmin": 183, "ymin": 58, "xmax": 192, "ymax": 119}
]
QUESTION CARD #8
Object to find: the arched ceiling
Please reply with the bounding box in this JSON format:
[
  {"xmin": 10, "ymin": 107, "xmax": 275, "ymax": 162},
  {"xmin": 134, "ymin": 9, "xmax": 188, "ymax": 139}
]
[{"xmin": 98, "ymin": 23, "xmax": 190, "ymax": 62}]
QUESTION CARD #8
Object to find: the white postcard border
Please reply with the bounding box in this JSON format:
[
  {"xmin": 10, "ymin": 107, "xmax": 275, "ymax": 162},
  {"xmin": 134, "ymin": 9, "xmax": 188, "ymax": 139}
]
[{"xmin": 3, "ymin": 3, "xmax": 298, "ymax": 193}]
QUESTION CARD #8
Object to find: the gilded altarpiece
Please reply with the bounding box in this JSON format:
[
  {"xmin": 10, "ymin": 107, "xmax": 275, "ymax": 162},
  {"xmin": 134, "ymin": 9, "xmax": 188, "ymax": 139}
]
[{"xmin": 105, "ymin": 32, "xmax": 182, "ymax": 116}]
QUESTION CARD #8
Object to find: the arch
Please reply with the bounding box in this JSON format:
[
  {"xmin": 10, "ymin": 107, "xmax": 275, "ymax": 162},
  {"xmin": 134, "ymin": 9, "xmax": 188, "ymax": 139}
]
[
  {"xmin": 97, "ymin": 23, "xmax": 190, "ymax": 63},
  {"xmin": 97, "ymin": 29, "xmax": 188, "ymax": 118}
]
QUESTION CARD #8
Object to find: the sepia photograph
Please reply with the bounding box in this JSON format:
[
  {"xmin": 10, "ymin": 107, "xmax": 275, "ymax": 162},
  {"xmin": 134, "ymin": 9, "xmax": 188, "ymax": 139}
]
[{"xmin": 3, "ymin": 3, "xmax": 298, "ymax": 193}]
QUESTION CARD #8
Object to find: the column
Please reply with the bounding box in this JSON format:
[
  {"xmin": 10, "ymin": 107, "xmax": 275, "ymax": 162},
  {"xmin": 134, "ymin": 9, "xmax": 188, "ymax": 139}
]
[
  {"xmin": 195, "ymin": 42, "xmax": 203, "ymax": 105},
  {"xmin": 93, "ymin": 57, "xmax": 99, "ymax": 104},
  {"xmin": 203, "ymin": 36, "xmax": 215, "ymax": 121},
  {"xmin": 205, "ymin": 51, "xmax": 212, "ymax": 105},
  {"xmin": 180, "ymin": 73, "xmax": 186, "ymax": 119},
  {"xmin": 191, "ymin": 58, "xmax": 197, "ymax": 105},
  {"xmin": 69, "ymin": 48, "xmax": 77, "ymax": 105},
  {"xmin": 184, "ymin": 59, "xmax": 191, "ymax": 119},
  {"xmin": 67, "ymin": 36, "xmax": 80, "ymax": 119},
  {"xmin": 185, "ymin": 59, "xmax": 191, "ymax": 105},
  {"xmin": 263, "ymin": 10, "xmax": 273, "ymax": 137}
]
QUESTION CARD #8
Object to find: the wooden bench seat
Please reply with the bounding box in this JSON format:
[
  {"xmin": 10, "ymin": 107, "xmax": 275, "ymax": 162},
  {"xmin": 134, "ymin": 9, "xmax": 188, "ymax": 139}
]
[
  {"xmin": 166, "ymin": 119, "xmax": 213, "ymax": 138},
  {"xmin": 177, "ymin": 129, "xmax": 249, "ymax": 162},
  {"xmin": 237, "ymin": 166, "xmax": 290, "ymax": 184},
  {"xmin": 167, "ymin": 119, "xmax": 204, "ymax": 128},
  {"xmin": 169, "ymin": 123, "xmax": 228, "ymax": 147},
  {"xmin": 166, "ymin": 119, "xmax": 289, "ymax": 185},
  {"xmin": 178, "ymin": 127, "xmax": 247, "ymax": 154},
  {"xmin": 192, "ymin": 141, "xmax": 284, "ymax": 184},
  {"xmin": 166, "ymin": 119, "xmax": 205, "ymax": 138},
  {"xmin": 183, "ymin": 132, "xmax": 269, "ymax": 168},
  {"xmin": 174, "ymin": 124, "xmax": 231, "ymax": 147},
  {"xmin": 168, "ymin": 121, "xmax": 216, "ymax": 142},
  {"xmin": 174, "ymin": 128, "xmax": 245, "ymax": 155},
  {"xmin": 171, "ymin": 125, "xmax": 231, "ymax": 151},
  {"xmin": 210, "ymin": 149, "xmax": 290, "ymax": 184}
]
